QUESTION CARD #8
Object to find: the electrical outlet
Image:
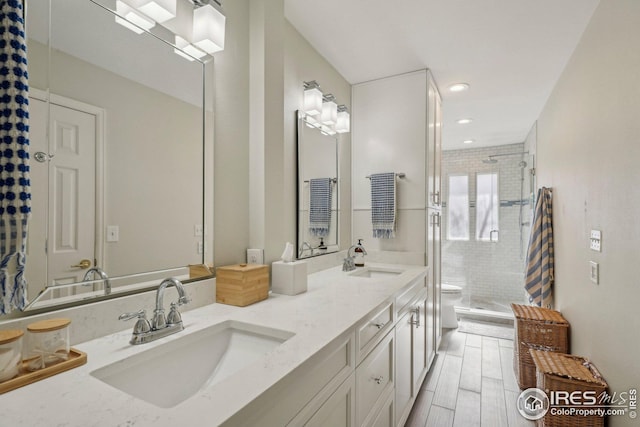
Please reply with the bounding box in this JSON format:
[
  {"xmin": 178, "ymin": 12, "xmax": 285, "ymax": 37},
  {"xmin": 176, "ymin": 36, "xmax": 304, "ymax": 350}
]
[
  {"xmin": 247, "ymin": 248, "xmax": 263, "ymax": 264},
  {"xmin": 197, "ymin": 241, "xmax": 204, "ymax": 254},
  {"xmin": 590, "ymin": 261, "xmax": 599, "ymax": 284},
  {"xmin": 590, "ymin": 229, "xmax": 601, "ymax": 252}
]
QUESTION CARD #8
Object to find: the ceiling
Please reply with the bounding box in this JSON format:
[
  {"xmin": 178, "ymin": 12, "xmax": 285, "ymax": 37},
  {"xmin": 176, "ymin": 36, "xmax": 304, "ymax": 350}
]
[{"xmin": 285, "ymin": 0, "xmax": 600, "ymax": 151}]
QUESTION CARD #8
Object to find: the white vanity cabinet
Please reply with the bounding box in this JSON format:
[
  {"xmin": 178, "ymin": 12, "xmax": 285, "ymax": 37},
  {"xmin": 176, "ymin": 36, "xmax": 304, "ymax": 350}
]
[{"xmin": 395, "ymin": 288, "xmax": 430, "ymax": 427}]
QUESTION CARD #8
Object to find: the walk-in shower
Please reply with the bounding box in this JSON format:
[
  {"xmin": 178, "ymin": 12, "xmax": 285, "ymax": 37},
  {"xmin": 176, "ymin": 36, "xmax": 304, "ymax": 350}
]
[{"xmin": 441, "ymin": 145, "xmax": 535, "ymax": 317}]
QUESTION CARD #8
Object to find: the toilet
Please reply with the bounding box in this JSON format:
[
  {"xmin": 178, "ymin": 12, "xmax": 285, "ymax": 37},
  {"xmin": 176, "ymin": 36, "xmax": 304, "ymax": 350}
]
[{"xmin": 441, "ymin": 283, "xmax": 463, "ymax": 328}]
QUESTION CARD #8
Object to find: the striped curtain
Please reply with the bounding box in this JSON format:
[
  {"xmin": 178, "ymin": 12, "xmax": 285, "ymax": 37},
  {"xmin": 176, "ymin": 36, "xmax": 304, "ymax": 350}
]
[
  {"xmin": 0, "ymin": 0, "xmax": 31, "ymax": 314},
  {"xmin": 524, "ymin": 187, "xmax": 553, "ymax": 308}
]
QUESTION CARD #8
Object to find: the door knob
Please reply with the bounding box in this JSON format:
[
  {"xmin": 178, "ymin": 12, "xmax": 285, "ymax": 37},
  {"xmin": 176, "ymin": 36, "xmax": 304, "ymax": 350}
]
[{"xmin": 71, "ymin": 259, "xmax": 92, "ymax": 269}]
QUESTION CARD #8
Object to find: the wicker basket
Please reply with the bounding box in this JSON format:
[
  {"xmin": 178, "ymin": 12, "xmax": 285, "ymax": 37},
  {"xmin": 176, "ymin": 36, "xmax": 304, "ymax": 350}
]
[
  {"xmin": 511, "ymin": 304, "xmax": 570, "ymax": 389},
  {"xmin": 530, "ymin": 349, "xmax": 608, "ymax": 427}
]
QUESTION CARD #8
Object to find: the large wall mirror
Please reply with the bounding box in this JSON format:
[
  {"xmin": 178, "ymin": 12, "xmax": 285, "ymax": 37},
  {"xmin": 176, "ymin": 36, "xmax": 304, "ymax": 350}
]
[
  {"xmin": 12, "ymin": 0, "xmax": 214, "ymax": 314},
  {"xmin": 296, "ymin": 111, "xmax": 339, "ymax": 259}
]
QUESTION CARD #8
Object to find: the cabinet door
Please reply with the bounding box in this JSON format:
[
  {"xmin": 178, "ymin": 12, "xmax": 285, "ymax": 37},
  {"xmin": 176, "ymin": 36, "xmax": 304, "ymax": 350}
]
[
  {"xmin": 427, "ymin": 74, "xmax": 438, "ymax": 208},
  {"xmin": 395, "ymin": 312, "xmax": 413, "ymax": 426},
  {"xmin": 434, "ymin": 211, "xmax": 442, "ymax": 349},
  {"xmin": 372, "ymin": 389, "xmax": 395, "ymax": 427},
  {"xmin": 412, "ymin": 294, "xmax": 427, "ymax": 391},
  {"xmin": 304, "ymin": 374, "xmax": 356, "ymax": 427}
]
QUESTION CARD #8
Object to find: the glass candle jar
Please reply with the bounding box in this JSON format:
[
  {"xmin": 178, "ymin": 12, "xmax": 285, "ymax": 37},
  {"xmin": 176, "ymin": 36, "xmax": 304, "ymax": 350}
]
[
  {"xmin": 0, "ymin": 330, "xmax": 23, "ymax": 382},
  {"xmin": 26, "ymin": 318, "xmax": 71, "ymax": 371}
]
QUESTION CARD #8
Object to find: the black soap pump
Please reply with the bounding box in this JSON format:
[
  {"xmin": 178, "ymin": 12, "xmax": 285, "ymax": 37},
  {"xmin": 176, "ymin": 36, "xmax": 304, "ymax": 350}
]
[
  {"xmin": 318, "ymin": 237, "xmax": 327, "ymax": 252},
  {"xmin": 354, "ymin": 239, "xmax": 366, "ymax": 267}
]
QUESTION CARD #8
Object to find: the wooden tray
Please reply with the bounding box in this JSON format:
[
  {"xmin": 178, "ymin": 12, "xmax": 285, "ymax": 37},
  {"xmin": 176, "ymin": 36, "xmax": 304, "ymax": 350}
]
[{"xmin": 0, "ymin": 348, "xmax": 87, "ymax": 394}]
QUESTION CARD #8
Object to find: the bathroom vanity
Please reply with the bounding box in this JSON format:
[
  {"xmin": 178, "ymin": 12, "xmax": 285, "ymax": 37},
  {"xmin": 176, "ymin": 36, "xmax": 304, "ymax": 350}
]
[{"xmin": 1, "ymin": 263, "xmax": 432, "ymax": 427}]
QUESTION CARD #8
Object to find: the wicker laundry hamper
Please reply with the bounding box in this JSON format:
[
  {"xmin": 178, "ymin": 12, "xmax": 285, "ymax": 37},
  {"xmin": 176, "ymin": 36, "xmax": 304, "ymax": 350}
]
[
  {"xmin": 530, "ymin": 349, "xmax": 608, "ymax": 427},
  {"xmin": 511, "ymin": 304, "xmax": 570, "ymax": 389}
]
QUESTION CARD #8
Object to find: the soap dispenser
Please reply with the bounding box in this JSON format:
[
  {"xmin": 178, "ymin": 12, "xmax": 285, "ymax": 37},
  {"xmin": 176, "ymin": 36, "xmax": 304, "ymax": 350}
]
[
  {"xmin": 318, "ymin": 237, "xmax": 327, "ymax": 253},
  {"xmin": 354, "ymin": 239, "xmax": 366, "ymax": 267}
]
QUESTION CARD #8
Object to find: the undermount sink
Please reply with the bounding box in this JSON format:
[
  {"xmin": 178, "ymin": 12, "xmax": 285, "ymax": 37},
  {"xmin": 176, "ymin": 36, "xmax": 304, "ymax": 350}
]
[
  {"xmin": 348, "ymin": 266, "xmax": 404, "ymax": 279},
  {"xmin": 91, "ymin": 320, "xmax": 294, "ymax": 408}
]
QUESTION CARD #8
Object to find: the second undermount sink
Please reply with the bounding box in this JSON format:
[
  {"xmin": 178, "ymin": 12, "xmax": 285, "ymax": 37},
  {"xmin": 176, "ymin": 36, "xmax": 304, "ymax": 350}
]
[
  {"xmin": 91, "ymin": 320, "xmax": 294, "ymax": 408},
  {"xmin": 348, "ymin": 266, "xmax": 404, "ymax": 279}
]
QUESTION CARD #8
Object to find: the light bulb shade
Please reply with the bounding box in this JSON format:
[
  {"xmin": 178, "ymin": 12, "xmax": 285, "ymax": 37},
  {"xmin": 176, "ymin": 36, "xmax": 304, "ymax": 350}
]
[
  {"xmin": 174, "ymin": 36, "xmax": 207, "ymax": 61},
  {"xmin": 303, "ymin": 87, "xmax": 323, "ymax": 116},
  {"xmin": 116, "ymin": 0, "xmax": 155, "ymax": 34},
  {"xmin": 137, "ymin": 0, "xmax": 176, "ymax": 23},
  {"xmin": 321, "ymin": 100, "xmax": 337, "ymax": 125},
  {"xmin": 192, "ymin": 3, "xmax": 226, "ymax": 54},
  {"xmin": 303, "ymin": 114, "xmax": 318, "ymax": 128},
  {"xmin": 335, "ymin": 110, "xmax": 350, "ymax": 133}
]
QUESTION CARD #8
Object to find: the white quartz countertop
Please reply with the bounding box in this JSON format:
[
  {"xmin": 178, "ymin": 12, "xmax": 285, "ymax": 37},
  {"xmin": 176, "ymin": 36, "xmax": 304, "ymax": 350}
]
[{"xmin": 1, "ymin": 263, "xmax": 427, "ymax": 427}]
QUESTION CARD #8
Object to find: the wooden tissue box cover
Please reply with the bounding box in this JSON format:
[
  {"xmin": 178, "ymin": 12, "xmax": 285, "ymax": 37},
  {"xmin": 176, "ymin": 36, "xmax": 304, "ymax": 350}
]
[{"xmin": 216, "ymin": 264, "xmax": 269, "ymax": 307}]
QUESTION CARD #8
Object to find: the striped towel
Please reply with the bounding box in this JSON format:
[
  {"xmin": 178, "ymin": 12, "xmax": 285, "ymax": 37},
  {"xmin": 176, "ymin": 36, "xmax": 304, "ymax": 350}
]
[
  {"xmin": 370, "ymin": 172, "xmax": 396, "ymax": 239},
  {"xmin": 309, "ymin": 178, "xmax": 332, "ymax": 237},
  {"xmin": 524, "ymin": 187, "xmax": 553, "ymax": 308},
  {"xmin": 0, "ymin": 0, "xmax": 31, "ymax": 314}
]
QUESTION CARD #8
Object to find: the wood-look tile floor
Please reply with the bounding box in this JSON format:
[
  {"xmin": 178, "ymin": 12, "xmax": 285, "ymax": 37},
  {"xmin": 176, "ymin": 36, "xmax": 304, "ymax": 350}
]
[{"xmin": 405, "ymin": 326, "xmax": 534, "ymax": 427}]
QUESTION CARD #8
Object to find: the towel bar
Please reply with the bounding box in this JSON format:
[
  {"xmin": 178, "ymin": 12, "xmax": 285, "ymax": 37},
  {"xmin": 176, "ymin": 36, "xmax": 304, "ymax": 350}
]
[
  {"xmin": 304, "ymin": 177, "xmax": 337, "ymax": 183},
  {"xmin": 365, "ymin": 173, "xmax": 406, "ymax": 179}
]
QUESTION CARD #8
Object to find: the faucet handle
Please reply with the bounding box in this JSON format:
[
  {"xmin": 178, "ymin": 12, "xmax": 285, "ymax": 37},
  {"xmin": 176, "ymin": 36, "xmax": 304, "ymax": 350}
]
[
  {"xmin": 119, "ymin": 310, "xmax": 151, "ymax": 334},
  {"xmin": 167, "ymin": 302, "xmax": 183, "ymax": 325}
]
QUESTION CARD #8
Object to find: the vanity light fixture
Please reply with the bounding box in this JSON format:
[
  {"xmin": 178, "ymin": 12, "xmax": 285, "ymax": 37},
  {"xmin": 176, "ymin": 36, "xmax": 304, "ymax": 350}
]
[
  {"xmin": 115, "ymin": 0, "xmax": 155, "ymax": 34},
  {"xmin": 456, "ymin": 118, "xmax": 473, "ymax": 125},
  {"xmin": 449, "ymin": 83, "xmax": 470, "ymax": 92},
  {"xmin": 463, "ymin": 139, "xmax": 475, "ymax": 144},
  {"xmin": 335, "ymin": 105, "xmax": 350, "ymax": 134},
  {"xmin": 192, "ymin": 0, "xmax": 226, "ymax": 54},
  {"xmin": 303, "ymin": 81, "xmax": 323, "ymax": 116},
  {"xmin": 321, "ymin": 125, "xmax": 337, "ymax": 136},
  {"xmin": 136, "ymin": 0, "xmax": 176, "ymax": 23},
  {"xmin": 114, "ymin": 0, "xmax": 226, "ymax": 61},
  {"xmin": 321, "ymin": 94, "xmax": 338, "ymax": 126}
]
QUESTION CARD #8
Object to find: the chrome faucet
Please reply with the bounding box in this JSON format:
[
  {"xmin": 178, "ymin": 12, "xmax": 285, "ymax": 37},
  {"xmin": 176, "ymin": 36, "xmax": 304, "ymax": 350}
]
[
  {"xmin": 343, "ymin": 240, "xmax": 368, "ymax": 271},
  {"xmin": 119, "ymin": 277, "xmax": 190, "ymax": 345},
  {"xmin": 300, "ymin": 241, "xmax": 315, "ymax": 257},
  {"xmin": 82, "ymin": 267, "xmax": 111, "ymax": 295}
]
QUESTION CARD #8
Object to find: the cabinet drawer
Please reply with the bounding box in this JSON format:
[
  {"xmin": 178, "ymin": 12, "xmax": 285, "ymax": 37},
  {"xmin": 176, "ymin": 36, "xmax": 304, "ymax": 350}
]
[
  {"xmin": 356, "ymin": 331, "xmax": 394, "ymax": 427},
  {"xmin": 356, "ymin": 301, "xmax": 393, "ymax": 362}
]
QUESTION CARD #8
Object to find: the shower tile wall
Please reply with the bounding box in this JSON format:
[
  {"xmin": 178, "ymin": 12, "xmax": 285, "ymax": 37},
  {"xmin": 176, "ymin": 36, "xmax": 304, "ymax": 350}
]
[{"xmin": 442, "ymin": 143, "xmax": 530, "ymax": 311}]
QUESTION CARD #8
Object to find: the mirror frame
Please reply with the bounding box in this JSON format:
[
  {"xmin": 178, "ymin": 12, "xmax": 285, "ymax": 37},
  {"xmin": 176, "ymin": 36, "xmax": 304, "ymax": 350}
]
[{"xmin": 6, "ymin": 0, "xmax": 215, "ymax": 317}]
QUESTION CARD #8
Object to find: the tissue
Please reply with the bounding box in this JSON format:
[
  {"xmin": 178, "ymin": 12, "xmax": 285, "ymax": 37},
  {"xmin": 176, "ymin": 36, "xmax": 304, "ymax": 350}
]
[{"xmin": 281, "ymin": 242, "xmax": 295, "ymax": 263}]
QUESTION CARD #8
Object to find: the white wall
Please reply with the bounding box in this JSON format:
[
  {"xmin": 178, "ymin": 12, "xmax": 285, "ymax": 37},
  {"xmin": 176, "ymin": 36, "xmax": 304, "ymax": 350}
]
[
  {"xmin": 352, "ymin": 71, "xmax": 427, "ymax": 257},
  {"xmin": 536, "ymin": 1, "xmax": 640, "ymax": 424}
]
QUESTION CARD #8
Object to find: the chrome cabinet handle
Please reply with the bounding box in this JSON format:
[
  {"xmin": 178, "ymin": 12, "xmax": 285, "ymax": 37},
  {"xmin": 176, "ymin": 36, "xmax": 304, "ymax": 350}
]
[
  {"xmin": 372, "ymin": 322, "xmax": 386, "ymax": 330},
  {"xmin": 372, "ymin": 376, "xmax": 384, "ymax": 385},
  {"xmin": 410, "ymin": 307, "xmax": 421, "ymax": 328}
]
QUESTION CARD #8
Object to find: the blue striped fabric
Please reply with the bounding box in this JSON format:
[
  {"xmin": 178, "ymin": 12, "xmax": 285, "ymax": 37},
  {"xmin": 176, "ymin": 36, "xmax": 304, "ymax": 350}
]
[
  {"xmin": 309, "ymin": 178, "xmax": 332, "ymax": 237},
  {"xmin": 524, "ymin": 187, "xmax": 553, "ymax": 308},
  {"xmin": 370, "ymin": 172, "xmax": 396, "ymax": 239},
  {"xmin": 0, "ymin": 0, "xmax": 30, "ymax": 314}
]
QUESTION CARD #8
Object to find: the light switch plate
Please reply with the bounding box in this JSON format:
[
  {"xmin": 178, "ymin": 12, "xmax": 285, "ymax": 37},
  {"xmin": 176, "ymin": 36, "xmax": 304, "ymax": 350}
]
[
  {"xmin": 106, "ymin": 225, "xmax": 119, "ymax": 242},
  {"xmin": 590, "ymin": 261, "xmax": 599, "ymax": 284},
  {"xmin": 590, "ymin": 229, "xmax": 601, "ymax": 252}
]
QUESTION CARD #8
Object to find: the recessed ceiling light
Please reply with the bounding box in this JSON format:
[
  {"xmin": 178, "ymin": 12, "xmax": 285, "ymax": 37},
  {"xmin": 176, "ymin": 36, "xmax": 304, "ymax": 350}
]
[
  {"xmin": 449, "ymin": 83, "xmax": 470, "ymax": 92},
  {"xmin": 456, "ymin": 118, "xmax": 473, "ymax": 125},
  {"xmin": 463, "ymin": 139, "xmax": 475, "ymax": 144}
]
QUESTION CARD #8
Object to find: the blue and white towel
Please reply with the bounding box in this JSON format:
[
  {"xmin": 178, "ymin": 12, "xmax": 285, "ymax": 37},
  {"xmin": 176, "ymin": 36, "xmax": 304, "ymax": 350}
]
[
  {"xmin": 0, "ymin": 0, "xmax": 31, "ymax": 314},
  {"xmin": 309, "ymin": 178, "xmax": 332, "ymax": 237},
  {"xmin": 524, "ymin": 187, "xmax": 553, "ymax": 309},
  {"xmin": 370, "ymin": 172, "xmax": 396, "ymax": 239}
]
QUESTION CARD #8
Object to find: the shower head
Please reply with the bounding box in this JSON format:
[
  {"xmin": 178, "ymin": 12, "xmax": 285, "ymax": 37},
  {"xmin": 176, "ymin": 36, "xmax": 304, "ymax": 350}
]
[
  {"xmin": 518, "ymin": 161, "xmax": 527, "ymax": 168},
  {"xmin": 482, "ymin": 151, "xmax": 529, "ymax": 165},
  {"xmin": 482, "ymin": 158, "xmax": 498, "ymax": 164}
]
